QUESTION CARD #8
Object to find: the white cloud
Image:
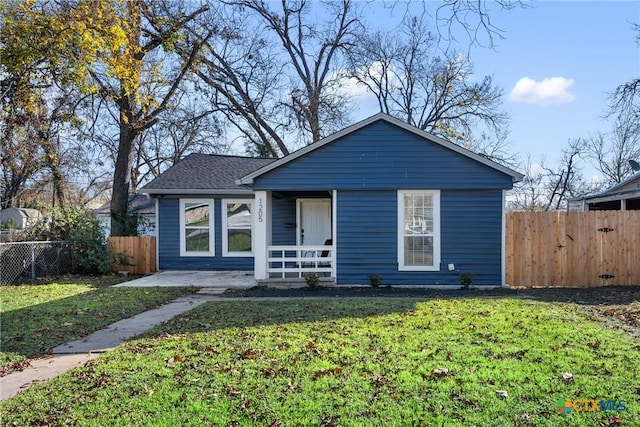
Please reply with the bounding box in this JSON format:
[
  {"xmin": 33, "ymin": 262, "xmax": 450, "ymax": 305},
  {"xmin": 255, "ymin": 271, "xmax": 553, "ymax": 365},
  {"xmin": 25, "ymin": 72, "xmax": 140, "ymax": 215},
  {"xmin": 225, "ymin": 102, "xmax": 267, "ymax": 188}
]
[{"xmin": 508, "ymin": 76, "xmax": 576, "ymax": 105}]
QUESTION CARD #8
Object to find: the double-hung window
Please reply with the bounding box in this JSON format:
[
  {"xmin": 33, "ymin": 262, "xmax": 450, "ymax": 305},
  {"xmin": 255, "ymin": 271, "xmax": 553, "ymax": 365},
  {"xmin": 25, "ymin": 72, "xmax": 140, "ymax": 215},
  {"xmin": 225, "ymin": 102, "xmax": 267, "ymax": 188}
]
[
  {"xmin": 222, "ymin": 199, "xmax": 253, "ymax": 256},
  {"xmin": 398, "ymin": 190, "xmax": 440, "ymax": 270},
  {"xmin": 180, "ymin": 199, "xmax": 215, "ymax": 256}
]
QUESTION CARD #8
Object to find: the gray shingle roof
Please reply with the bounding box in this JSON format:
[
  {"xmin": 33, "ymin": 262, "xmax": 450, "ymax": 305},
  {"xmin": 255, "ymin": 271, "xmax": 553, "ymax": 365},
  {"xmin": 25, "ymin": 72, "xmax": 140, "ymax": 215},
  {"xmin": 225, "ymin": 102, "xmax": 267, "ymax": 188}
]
[
  {"xmin": 141, "ymin": 154, "xmax": 275, "ymax": 194},
  {"xmin": 93, "ymin": 194, "xmax": 156, "ymax": 215}
]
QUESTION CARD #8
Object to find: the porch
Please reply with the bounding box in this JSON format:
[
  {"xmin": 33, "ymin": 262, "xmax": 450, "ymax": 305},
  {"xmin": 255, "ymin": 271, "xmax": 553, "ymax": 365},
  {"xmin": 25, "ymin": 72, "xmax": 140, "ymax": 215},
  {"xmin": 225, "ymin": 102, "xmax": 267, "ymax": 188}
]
[{"xmin": 254, "ymin": 190, "xmax": 337, "ymax": 281}]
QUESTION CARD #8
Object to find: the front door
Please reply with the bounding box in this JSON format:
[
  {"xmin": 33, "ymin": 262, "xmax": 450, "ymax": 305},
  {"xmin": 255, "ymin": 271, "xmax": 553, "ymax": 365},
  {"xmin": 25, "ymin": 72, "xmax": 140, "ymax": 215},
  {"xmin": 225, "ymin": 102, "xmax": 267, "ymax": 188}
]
[{"xmin": 297, "ymin": 199, "xmax": 331, "ymax": 246}]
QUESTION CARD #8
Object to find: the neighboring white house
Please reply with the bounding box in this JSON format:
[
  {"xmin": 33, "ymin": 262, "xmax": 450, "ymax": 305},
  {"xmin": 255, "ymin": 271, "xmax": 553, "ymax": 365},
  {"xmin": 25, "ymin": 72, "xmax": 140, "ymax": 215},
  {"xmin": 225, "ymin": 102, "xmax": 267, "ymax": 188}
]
[
  {"xmin": 0, "ymin": 207, "xmax": 43, "ymax": 229},
  {"xmin": 568, "ymin": 172, "xmax": 640, "ymax": 211},
  {"xmin": 93, "ymin": 194, "xmax": 156, "ymax": 237}
]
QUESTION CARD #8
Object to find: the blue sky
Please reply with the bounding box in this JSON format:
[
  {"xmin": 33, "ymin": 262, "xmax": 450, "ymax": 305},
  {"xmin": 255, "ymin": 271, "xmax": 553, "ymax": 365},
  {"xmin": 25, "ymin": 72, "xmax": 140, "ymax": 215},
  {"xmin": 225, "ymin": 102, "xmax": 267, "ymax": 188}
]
[{"xmin": 352, "ymin": 1, "xmax": 640, "ymax": 178}]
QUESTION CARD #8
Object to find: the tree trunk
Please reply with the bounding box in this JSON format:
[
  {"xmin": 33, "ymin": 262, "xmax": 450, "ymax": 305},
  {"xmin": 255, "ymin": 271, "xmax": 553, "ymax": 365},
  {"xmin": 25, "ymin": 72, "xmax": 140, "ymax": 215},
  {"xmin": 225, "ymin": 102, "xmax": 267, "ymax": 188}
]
[{"xmin": 110, "ymin": 105, "xmax": 137, "ymax": 236}]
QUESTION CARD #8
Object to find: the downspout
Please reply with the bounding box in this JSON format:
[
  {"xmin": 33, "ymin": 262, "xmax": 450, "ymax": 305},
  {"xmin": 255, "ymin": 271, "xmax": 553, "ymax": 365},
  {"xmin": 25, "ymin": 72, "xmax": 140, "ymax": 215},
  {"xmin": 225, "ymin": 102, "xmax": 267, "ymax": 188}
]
[{"xmin": 154, "ymin": 197, "xmax": 159, "ymax": 272}]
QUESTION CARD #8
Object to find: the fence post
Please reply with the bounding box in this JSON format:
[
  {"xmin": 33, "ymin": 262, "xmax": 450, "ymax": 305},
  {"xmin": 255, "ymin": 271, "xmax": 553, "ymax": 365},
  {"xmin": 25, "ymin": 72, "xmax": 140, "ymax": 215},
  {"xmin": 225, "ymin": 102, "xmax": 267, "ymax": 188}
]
[{"xmin": 30, "ymin": 244, "xmax": 36, "ymax": 279}]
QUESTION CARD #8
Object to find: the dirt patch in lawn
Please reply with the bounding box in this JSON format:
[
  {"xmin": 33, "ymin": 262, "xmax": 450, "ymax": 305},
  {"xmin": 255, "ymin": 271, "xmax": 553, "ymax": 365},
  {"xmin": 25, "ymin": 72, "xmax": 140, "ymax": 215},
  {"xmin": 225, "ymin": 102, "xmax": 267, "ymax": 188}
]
[{"xmin": 223, "ymin": 284, "xmax": 640, "ymax": 339}]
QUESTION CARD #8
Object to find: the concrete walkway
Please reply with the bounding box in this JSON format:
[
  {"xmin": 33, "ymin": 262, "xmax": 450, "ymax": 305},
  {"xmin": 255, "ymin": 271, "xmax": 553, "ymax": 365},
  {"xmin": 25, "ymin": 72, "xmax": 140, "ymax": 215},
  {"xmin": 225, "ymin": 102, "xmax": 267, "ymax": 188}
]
[
  {"xmin": 0, "ymin": 290, "xmax": 227, "ymax": 401},
  {"xmin": 53, "ymin": 294, "xmax": 219, "ymax": 354}
]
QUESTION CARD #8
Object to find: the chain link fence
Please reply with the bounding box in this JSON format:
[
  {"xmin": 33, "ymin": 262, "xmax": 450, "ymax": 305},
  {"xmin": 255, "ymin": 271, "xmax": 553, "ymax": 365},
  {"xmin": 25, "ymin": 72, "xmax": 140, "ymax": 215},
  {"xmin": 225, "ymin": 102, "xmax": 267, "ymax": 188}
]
[{"xmin": 0, "ymin": 241, "xmax": 72, "ymax": 285}]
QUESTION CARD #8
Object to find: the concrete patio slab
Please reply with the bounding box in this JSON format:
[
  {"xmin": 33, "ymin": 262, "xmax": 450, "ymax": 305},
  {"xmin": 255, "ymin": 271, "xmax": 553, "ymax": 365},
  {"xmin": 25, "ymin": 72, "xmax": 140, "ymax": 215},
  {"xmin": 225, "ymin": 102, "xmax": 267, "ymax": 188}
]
[{"xmin": 113, "ymin": 270, "xmax": 256, "ymax": 289}]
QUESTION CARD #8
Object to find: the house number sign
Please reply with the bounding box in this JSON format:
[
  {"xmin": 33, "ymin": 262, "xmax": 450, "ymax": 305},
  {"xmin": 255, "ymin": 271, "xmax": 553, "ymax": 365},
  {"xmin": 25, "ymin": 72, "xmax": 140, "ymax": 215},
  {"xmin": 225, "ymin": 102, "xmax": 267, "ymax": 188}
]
[{"xmin": 257, "ymin": 198, "xmax": 264, "ymax": 223}]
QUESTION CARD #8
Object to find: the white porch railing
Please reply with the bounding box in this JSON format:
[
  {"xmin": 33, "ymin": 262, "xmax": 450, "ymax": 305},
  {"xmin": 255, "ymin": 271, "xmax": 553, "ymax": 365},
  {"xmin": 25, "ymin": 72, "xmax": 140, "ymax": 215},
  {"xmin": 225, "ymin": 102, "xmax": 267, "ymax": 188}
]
[{"xmin": 267, "ymin": 245, "xmax": 333, "ymax": 278}]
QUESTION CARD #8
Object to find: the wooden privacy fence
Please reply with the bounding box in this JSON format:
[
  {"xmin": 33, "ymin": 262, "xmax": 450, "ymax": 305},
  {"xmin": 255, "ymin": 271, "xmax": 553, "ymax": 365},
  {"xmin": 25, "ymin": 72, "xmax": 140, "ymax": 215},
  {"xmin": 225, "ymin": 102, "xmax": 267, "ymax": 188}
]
[
  {"xmin": 108, "ymin": 236, "xmax": 156, "ymax": 275},
  {"xmin": 506, "ymin": 211, "xmax": 640, "ymax": 287}
]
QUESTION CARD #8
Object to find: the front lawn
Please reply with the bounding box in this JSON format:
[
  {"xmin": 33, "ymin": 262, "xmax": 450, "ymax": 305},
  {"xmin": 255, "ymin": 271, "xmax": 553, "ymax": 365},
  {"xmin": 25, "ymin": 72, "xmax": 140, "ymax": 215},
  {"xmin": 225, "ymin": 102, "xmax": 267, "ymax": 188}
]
[
  {"xmin": 0, "ymin": 276, "xmax": 193, "ymax": 374},
  {"xmin": 2, "ymin": 297, "xmax": 638, "ymax": 426}
]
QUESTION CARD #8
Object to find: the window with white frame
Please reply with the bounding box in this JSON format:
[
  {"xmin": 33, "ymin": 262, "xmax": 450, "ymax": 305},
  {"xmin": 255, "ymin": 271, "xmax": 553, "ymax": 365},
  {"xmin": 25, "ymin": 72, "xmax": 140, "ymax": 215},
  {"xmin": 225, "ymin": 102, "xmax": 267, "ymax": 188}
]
[
  {"xmin": 398, "ymin": 190, "xmax": 440, "ymax": 270},
  {"xmin": 180, "ymin": 199, "xmax": 215, "ymax": 256},
  {"xmin": 222, "ymin": 199, "xmax": 253, "ymax": 256}
]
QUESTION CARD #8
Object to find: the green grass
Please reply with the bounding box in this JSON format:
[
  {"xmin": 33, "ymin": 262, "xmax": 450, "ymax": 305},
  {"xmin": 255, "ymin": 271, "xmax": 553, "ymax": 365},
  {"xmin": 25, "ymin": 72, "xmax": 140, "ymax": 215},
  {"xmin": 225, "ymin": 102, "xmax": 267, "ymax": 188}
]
[
  {"xmin": 2, "ymin": 297, "xmax": 638, "ymax": 426},
  {"xmin": 0, "ymin": 276, "xmax": 193, "ymax": 373}
]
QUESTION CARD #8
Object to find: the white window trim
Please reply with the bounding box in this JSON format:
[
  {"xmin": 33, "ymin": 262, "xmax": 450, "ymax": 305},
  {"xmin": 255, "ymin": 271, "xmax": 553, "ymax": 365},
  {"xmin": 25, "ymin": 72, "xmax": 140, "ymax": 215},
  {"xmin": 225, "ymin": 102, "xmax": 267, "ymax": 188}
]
[
  {"xmin": 222, "ymin": 199, "xmax": 254, "ymax": 257},
  {"xmin": 397, "ymin": 190, "xmax": 441, "ymax": 271},
  {"xmin": 180, "ymin": 199, "xmax": 215, "ymax": 257}
]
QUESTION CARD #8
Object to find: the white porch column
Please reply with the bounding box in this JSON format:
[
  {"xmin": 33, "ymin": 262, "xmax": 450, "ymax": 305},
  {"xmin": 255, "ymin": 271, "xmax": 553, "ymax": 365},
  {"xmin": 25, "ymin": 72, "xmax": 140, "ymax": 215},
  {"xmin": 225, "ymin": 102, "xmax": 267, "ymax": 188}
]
[
  {"xmin": 254, "ymin": 191, "xmax": 272, "ymax": 280},
  {"xmin": 332, "ymin": 190, "xmax": 337, "ymax": 279}
]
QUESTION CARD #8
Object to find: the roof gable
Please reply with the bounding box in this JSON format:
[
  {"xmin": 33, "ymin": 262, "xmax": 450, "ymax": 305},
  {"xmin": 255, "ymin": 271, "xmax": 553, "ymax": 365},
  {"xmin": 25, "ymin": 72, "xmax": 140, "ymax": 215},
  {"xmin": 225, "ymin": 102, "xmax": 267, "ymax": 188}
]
[{"xmin": 239, "ymin": 113, "xmax": 523, "ymax": 185}]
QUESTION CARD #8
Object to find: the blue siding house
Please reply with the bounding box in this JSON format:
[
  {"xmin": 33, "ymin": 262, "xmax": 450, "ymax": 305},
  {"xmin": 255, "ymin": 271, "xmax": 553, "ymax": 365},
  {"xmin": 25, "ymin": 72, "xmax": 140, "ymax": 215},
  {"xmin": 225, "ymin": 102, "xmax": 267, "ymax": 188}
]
[{"xmin": 141, "ymin": 114, "xmax": 522, "ymax": 286}]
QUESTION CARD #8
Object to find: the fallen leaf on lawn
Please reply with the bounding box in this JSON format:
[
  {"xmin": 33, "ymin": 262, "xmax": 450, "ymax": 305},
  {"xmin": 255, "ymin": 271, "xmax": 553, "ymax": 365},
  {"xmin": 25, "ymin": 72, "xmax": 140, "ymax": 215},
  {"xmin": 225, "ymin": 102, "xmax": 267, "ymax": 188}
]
[
  {"xmin": 308, "ymin": 341, "xmax": 316, "ymax": 348},
  {"xmin": 433, "ymin": 367, "xmax": 449, "ymax": 377},
  {"xmin": 562, "ymin": 372, "xmax": 573, "ymax": 382},
  {"xmin": 166, "ymin": 355, "xmax": 184, "ymax": 367},
  {"xmin": 496, "ymin": 390, "xmax": 508, "ymax": 398},
  {"xmin": 225, "ymin": 385, "xmax": 241, "ymax": 395},
  {"xmin": 240, "ymin": 349, "xmax": 257, "ymax": 359},
  {"xmin": 276, "ymin": 342, "xmax": 290, "ymax": 350},
  {"xmin": 62, "ymin": 322, "xmax": 73, "ymax": 327},
  {"xmin": 610, "ymin": 416, "xmax": 623, "ymax": 425},
  {"xmin": 371, "ymin": 373, "xmax": 386, "ymax": 386},
  {"xmin": 205, "ymin": 345, "xmax": 214, "ymax": 352},
  {"xmin": 313, "ymin": 367, "xmax": 342, "ymax": 379}
]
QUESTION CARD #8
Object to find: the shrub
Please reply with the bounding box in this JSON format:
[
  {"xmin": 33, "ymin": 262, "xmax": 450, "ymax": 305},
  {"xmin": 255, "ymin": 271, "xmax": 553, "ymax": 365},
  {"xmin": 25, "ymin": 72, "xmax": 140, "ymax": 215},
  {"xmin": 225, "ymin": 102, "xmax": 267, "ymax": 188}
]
[
  {"xmin": 25, "ymin": 206, "xmax": 111, "ymax": 275},
  {"xmin": 305, "ymin": 272, "xmax": 320, "ymax": 289},
  {"xmin": 459, "ymin": 272, "xmax": 474, "ymax": 289},
  {"xmin": 368, "ymin": 273, "xmax": 383, "ymax": 288}
]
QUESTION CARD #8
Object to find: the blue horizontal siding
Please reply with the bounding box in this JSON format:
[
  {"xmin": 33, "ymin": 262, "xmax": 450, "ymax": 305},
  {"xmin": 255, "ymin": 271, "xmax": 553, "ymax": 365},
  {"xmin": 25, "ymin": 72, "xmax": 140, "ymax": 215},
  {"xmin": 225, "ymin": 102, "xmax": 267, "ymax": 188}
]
[
  {"xmin": 336, "ymin": 190, "xmax": 504, "ymax": 286},
  {"xmin": 158, "ymin": 197, "xmax": 254, "ymax": 271},
  {"xmin": 271, "ymin": 197, "xmax": 297, "ymax": 245},
  {"xmin": 253, "ymin": 121, "xmax": 513, "ymax": 191}
]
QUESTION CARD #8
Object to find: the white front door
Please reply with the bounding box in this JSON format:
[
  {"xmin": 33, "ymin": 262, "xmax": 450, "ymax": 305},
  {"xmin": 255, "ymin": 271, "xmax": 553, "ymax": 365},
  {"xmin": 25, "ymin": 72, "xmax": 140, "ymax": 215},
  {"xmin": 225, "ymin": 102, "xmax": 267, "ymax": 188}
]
[{"xmin": 297, "ymin": 199, "xmax": 331, "ymax": 246}]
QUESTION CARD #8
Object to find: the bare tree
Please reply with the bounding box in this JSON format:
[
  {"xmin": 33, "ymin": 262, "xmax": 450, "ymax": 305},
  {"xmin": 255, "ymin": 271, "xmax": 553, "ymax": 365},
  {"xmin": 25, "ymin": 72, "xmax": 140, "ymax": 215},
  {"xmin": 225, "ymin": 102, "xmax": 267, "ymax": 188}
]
[
  {"xmin": 348, "ymin": 14, "xmax": 510, "ymax": 163},
  {"xmin": 134, "ymin": 90, "xmax": 227, "ymax": 187},
  {"xmin": 582, "ymin": 111, "xmax": 640, "ymax": 185},
  {"xmin": 181, "ymin": 6, "xmax": 290, "ymax": 157},
  {"xmin": 539, "ymin": 140, "xmax": 591, "ymax": 210},
  {"xmin": 434, "ymin": 0, "xmax": 529, "ymax": 49},
  {"xmin": 185, "ymin": 0, "xmax": 362, "ymax": 156},
  {"xmin": 608, "ymin": 23, "xmax": 639, "ymax": 123},
  {"xmin": 509, "ymin": 140, "xmax": 592, "ymax": 211}
]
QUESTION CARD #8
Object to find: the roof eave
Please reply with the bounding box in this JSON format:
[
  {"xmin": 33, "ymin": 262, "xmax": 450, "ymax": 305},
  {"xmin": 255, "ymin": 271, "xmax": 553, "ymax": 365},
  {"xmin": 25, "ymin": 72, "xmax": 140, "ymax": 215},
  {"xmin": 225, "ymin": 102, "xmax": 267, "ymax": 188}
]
[{"xmin": 140, "ymin": 188, "xmax": 255, "ymax": 196}]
